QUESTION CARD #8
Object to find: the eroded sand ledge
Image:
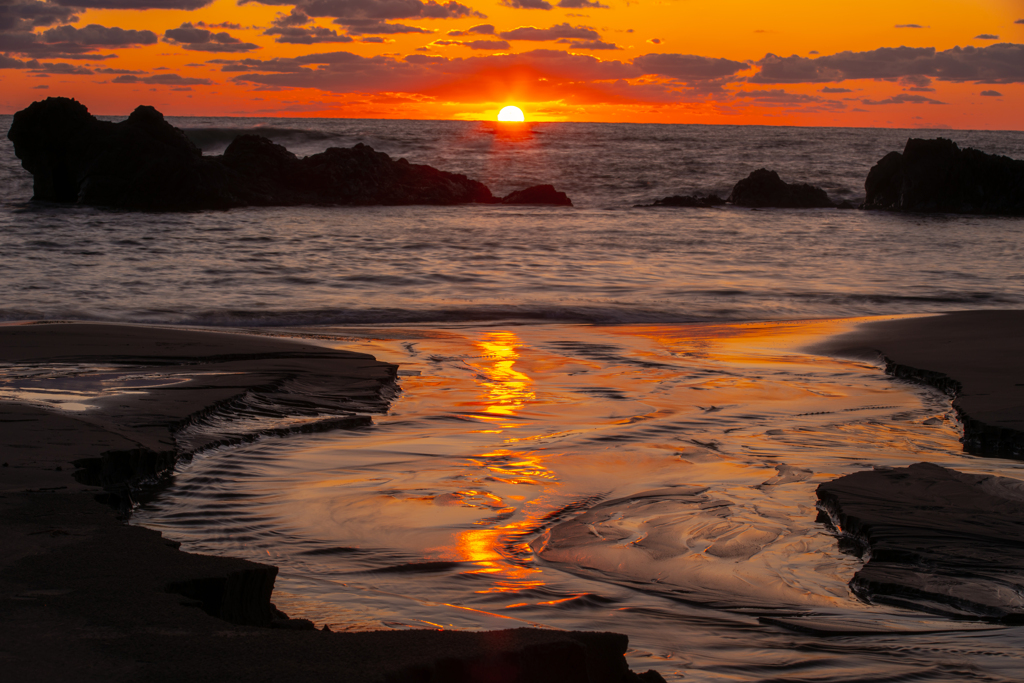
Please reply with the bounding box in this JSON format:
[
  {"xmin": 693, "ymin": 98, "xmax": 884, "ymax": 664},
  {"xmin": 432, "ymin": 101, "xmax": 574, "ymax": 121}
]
[
  {"xmin": 0, "ymin": 322, "xmax": 661, "ymax": 683},
  {"xmin": 812, "ymin": 311, "xmax": 1024, "ymax": 621}
]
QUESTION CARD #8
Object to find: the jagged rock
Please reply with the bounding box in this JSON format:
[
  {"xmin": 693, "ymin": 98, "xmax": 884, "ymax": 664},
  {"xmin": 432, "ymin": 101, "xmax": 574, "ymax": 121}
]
[
  {"xmin": 728, "ymin": 168, "xmax": 835, "ymax": 208},
  {"xmin": 863, "ymin": 138, "xmax": 1024, "ymax": 215},
  {"xmin": 7, "ymin": 98, "xmax": 576, "ymax": 211},
  {"xmin": 640, "ymin": 193, "xmax": 725, "ymax": 208},
  {"xmin": 817, "ymin": 462, "xmax": 1024, "ymax": 622},
  {"xmin": 500, "ymin": 184, "xmax": 573, "ymax": 206}
]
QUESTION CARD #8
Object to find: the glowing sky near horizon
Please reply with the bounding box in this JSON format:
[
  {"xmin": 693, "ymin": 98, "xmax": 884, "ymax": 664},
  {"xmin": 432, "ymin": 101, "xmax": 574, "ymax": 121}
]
[{"xmin": 1, "ymin": 0, "xmax": 1022, "ymax": 128}]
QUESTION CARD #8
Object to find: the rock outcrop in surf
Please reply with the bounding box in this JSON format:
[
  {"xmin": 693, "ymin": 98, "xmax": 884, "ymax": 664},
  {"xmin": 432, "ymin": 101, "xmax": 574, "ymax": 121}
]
[
  {"xmin": 728, "ymin": 168, "xmax": 835, "ymax": 208},
  {"xmin": 817, "ymin": 462, "xmax": 1024, "ymax": 623},
  {"xmin": 638, "ymin": 193, "xmax": 726, "ymax": 208},
  {"xmin": 863, "ymin": 138, "xmax": 1024, "ymax": 215},
  {"xmin": 6, "ymin": 98, "xmax": 572, "ymax": 210}
]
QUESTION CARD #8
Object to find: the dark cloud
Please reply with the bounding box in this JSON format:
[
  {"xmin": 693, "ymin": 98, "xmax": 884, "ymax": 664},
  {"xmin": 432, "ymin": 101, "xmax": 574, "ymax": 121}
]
[
  {"xmin": 0, "ymin": 22, "xmax": 153, "ymax": 58},
  {"xmin": 432, "ymin": 38, "xmax": 508, "ymax": 49},
  {"xmin": 820, "ymin": 86, "xmax": 851, "ymax": 92},
  {"xmin": 247, "ymin": 0, "xmax": 484, "ymax": 24},
  {"xmin": 265, "ymin": 25, "xmax": 353, "ymax": 42},
  {"xmin": 0, "ymin": 52, "xmax": 27, "ymax": 67},
  {"xmin": 447, "ymin": 23, "xmax": 493, "ymax": 35},
  {"xmin": 360, "ymin": 35, "xmax": 386, "ymax": 42},
  {"xmin": 271, "ymin": 8, "xmax": 310, "ymax": 26},
  {"xmin": 1017, "ymin": 19, "xmax": 1024, "ymax": 25},
  {"xmin": 344, "ymin": 20, "xmax": 432, "ymax": 33},
  {"xmin": 499, "ymin": 23, "xmax": 599, "ymax": 40},
  {"xmin": 50, "ymin": 0, "xmax": 213, "ymax": 8},
  {"xmin": 563, "ymin": 39, "xmax": 618, "ymax": 49},
  {"xmin": 862, "ymin": 93, "xmax": 945, "ymax": 105},
  {"xmin": 164, "ymin": 22, "xmax": 260, "ymax": 51},
  {"xmin": 32, "ymin": 83, "xmax": 46, "ymax": 87},
  {"xmin": 40, "ymin": 24, "xmax": 158, "ymax": 45},
  {"xmin": 734, "ymin": 88, "xmax": 844, "ymax": 108},
  {"xmin": 894, "ymin": 24, "xmax": 927, "ymax": 28},
  {"xmin": 556, "ymin": 0, "xmax": 608, "ymax": 8},
  {"xmin": 113, "ymin": 72, "xmax": 213, "ymax": 84},
  {"xmin": 900, "ymin": 74, "xmax": 931, "ymax": 88},
  {"xmin": 500, "ymin": 0, "xmax": 553, "ymax": 9},
  {"xmin": 752, "ymin": 44, "xmax": 1024, "ymax": 84},
  {"xmin": 633, "ymin": 52, "xmax": 749, "ymax": 81},
  {"xmin": 27, "ymin": 59, "xmax": 93, "ymax": 73},
  {"xmin": 647, "ymin": 38, "xmax": 660, "ymax": 44},
  {"xmin": 980, "ymin": 89, "xmax": 1002, "ymax": 96},
  {"xmin": 975, "ymin": 34, "xmax": 998, "ymax": 40},
  {"xmin": 227, "ymin": 48, "xmax": 639, "ymax": 99},
  {"xmin": 198, "ymin": 21, "xmax": 242, "ymax": 29},
  {"xmin": 0, "ymin": 0, "xmax": 78, "ymax": 31}
]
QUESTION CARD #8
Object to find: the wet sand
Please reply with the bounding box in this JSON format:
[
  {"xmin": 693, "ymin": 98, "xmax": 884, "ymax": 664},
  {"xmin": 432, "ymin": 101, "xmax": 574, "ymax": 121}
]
[{"xmin": 3, "ymin": 313, "xmax": 1024, "ymax": 680}]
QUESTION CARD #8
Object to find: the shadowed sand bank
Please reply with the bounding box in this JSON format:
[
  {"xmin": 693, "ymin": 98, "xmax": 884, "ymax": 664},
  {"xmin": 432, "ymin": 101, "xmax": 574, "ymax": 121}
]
[
  {"xmin": 3, "ymin": 314, "xmax": 1024, "ymax": 680},
  {"xmin": 0, "ymin": 321, "xmax": 662, "ymax": 682}
]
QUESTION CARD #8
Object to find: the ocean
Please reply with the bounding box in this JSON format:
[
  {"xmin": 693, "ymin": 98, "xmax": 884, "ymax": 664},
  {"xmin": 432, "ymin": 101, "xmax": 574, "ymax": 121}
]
[{"xmin": 3, "ymin": 115, "xmax": 1024, "ymax": 681}]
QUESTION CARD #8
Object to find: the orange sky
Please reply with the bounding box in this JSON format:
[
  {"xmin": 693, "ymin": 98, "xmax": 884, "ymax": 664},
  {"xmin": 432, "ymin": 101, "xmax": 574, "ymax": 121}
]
[{"xmin": 1, "ymin": 0, "xmax": 1022, "ymax": 127}]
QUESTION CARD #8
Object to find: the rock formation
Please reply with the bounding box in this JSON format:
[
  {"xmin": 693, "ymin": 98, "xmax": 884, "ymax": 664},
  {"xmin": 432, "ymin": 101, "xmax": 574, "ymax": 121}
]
[
  {"xmin": 817, "ymin": 462, "xmax": 1024, "ymax": 622},
  {"xmin": 863, "ymin": 137, "xmax": 1024, "ymax": 215},
  {"xmin": 728, "ymin": 168, "xmax": 835, "ymax": 208},
  {"xmin": 6, "ymin": 98, "xmax": 572, "ymax": 210},
  {"xmin": 639, "ymin": 193, "xmax": 725, "ymax": 208}
]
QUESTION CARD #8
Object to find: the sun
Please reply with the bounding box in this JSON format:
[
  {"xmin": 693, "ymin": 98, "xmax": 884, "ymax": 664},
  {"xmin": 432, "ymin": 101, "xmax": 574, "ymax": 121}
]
[{"xmin": 497, "ymin": 106, "xmax": 525, "ymax": 122}]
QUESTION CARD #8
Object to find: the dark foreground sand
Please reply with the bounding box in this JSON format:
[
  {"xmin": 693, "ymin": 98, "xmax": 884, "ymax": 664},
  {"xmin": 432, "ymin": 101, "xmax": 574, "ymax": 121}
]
[{"xmin": 2, "ymin": 314, "xmax": 1023, "ymax": 679}]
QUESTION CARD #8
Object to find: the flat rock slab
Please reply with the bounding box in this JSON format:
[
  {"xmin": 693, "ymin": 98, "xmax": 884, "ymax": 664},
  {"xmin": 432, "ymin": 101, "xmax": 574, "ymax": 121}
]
[{"xmin": 817, "ymin": 462, "xmax": 1024, "ymax": 622}]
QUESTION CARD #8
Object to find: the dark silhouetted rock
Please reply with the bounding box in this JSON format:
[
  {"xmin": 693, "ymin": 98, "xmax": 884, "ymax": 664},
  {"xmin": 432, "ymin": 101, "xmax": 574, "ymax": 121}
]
[
  {"xmin": 500, "ymin": 184, "xmax": 573, "ymax": 206},
  {"xmin": 9, "ymin": 98, "xmax": 563, "ymax": 210},
  {"xmin": 640, "ymin": 193, "xmax": 725, "ymax": 208},
  {"xmin": 863, "ymin": 138, "xmax": 1024, "ymax": 215},
  {"xmin": 728, "ymin": 168, "xmax": 835, "ymax": 208},
  {"xmin": 817, "ymin": 462, "xmax": 1024, "ymax": 622}
]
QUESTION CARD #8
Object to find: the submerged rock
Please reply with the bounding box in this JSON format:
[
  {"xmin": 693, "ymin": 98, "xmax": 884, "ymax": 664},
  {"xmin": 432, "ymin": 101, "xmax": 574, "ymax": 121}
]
[
  {"xmin": 728, "ymin": 168, "xmax": 835, "ymax": 208},
  {"xmin": 500, "ymin": 184, "xmax": 573, "ymax": 206},
  {"xmin": 7, "ymin": 98, "xmax": 572, "ymax": 211},
  {"xmin": 863, "ymin": 138, "xmax": 1024, "ymax": 215},
  {"xmin": 817, "ymin": 462, "xmax": 1024, "ymax": 622},
  {"xmin": 639, "ymin": 193, "xmax": 726, "ymax": 208}
]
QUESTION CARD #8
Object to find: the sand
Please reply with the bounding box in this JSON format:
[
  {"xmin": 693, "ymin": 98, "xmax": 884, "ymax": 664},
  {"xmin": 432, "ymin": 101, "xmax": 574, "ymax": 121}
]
[{"xmin": 3, "ymin": 313, "xmax": 1023, "ymax": 680}]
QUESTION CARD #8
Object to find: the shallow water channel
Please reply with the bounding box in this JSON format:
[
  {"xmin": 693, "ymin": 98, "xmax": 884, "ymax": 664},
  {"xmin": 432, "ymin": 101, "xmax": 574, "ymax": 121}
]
[{"xmin": 134, "ymin": 321, "xmax": 1024, "ymax": 682}]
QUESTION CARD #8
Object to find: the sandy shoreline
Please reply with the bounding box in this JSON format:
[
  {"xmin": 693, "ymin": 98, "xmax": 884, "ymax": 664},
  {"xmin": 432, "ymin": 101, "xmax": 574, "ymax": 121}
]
[{"xmin": 2, "ymin": 314, "xmax": 1023, "ymax": 681}]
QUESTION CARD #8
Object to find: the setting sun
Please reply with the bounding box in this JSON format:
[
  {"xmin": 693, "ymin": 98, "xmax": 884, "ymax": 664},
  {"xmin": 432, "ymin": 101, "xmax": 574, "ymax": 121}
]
[{"xmin": 497, "ymin": 106, "xmax": 526, "ymax": 123}]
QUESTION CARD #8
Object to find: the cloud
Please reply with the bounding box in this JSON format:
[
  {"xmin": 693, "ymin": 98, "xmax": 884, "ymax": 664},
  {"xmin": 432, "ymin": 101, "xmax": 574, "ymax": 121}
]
[
  {"xmin": 39, "ymin": 24, "xmax": 158, "ymax": 46},
  {"xmin": 227, "ymin": 48, "xmax": 640, "ymax": 101},
  {"xmin": 862, "ymin": 93, "xmax": 945, "ymax": 105},
  {"xmin": 647, "ymin": 38, "xmax": 660, "ymax": 45},
  {"xmin": 0, "ymin": 22, "xmax": 154, "ymax": 58},
  {"xmin": 198, "ymin": 21, "xmax": 243, "ymax": 29},
  {"xmin": 432, "ymin": 38, "xmax": 509, "ymax": 49},
  {"xmin": 975, "ymin": 34, "xmax": 998, "ymax": 40},
  {"xmin": 632, "ymin": 52, "xmax": 749, "ymax": 81},
  {"xmin": 820, "ymin": 86, "xmax": 851, "ymax": 92},
  {"xmin": 752, "ymin": 44, "xmax": 1024, "ymax": 84},
  {"xmin": 0, "ymin": 53, "xmax": 28, "ymax": 67},
  {"xmin": 980, "ymin": 89, "xmax": 1002, "ymax": 96},
  {"xmin": 164, "ymin": 22, "xmax": 260, "ymax": 51},
  {"xmin": 447, "ymin": 23, "xmax": 493, "ymax": 35},
  {"xmin": 734, "ymin": 88, "xmax": 845, "ymax": 107},
  {"xmin": 344, "ymin": 20, "xmax": 432, "ymax": 34},
  {"xmin": 1017, "ymin": 19, "xmax": 1024, "ymax": 25},
  {"xmin": 499, "ymin": 23, "xmax": 599, "ymax": 41},
  {"xmin": 27, "ymin": 60, "xmax": 93, "ymax": 74},
  {"xmin": 95, "ymin": 66, "xmax": 145, "ymax": 73},
  {"xmin": 113, "ymin": 72, "xmax": 213, "ymax": 84},
  {"xmin": 894, "ymin": 24, "xmax": 927, "ymax": 28},
  {"xmin": 0, "ymin": 0, "xmax": 79, "ymax": 31},
  {"xmin": 265, "ymin": 25, "xmax": 354, "ymax": 42},
  {"xmin": 500, "ymin": 0, "xmax": 553, "ymax": 9},
  {"xmin": 900, "ymin": 74, "xmax": 931, "ymax": 88},
  {"xmin": 563, "ymin": 39, "xmax": 618, "ymax": 49},
  {"xmin": 556, "ymin": 0, "xmax": 608, "ymax": 7},
  {"xmin": 49, "ymin": 0, "xmax": 213, "ymax": 9},
  {"xmin": 271, "ymin": 8, "xmax": 311, "ymax": 26}
]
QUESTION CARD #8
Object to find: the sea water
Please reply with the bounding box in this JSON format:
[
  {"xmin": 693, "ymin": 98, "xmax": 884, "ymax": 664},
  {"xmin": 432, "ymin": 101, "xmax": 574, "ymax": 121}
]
[{"xmin": 3, "ymin": 116, "xmax": 1024, "ymax": 681}]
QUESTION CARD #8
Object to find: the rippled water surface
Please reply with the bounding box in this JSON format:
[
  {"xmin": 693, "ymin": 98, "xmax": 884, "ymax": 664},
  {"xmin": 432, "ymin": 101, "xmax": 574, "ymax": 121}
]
[{"xmin": 135, "ymin": 321, "xmax": 1024, "ymax": 681}]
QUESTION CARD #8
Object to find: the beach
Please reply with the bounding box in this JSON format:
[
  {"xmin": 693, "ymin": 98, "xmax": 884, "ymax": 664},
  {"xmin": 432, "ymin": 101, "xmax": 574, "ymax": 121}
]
[{"xmin": 2, "ymin": 313, "xmax": 1022, "ymax": 681}]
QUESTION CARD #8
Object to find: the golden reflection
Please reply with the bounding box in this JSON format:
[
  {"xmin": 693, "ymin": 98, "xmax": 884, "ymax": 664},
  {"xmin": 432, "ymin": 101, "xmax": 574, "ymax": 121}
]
[{"xmin": 472, "ymin": 331, "xmax": 536, "ymax": 419}]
